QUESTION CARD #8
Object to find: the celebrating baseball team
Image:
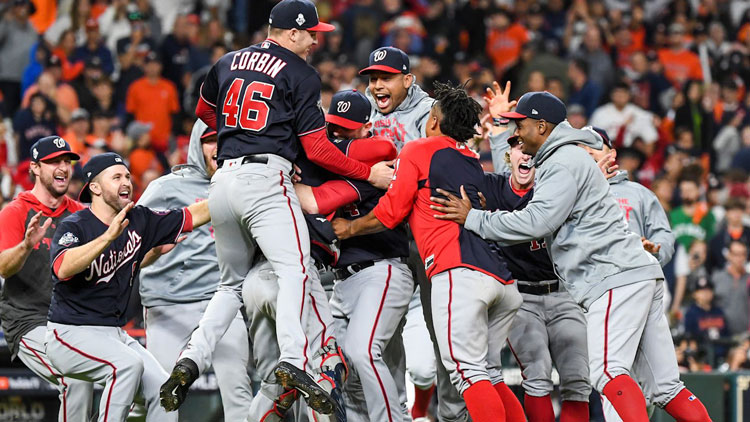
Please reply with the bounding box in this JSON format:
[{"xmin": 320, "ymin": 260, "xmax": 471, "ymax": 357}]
[{"xmin": 0, "ymin": 0, "xmax": 720, "ymax": 421}]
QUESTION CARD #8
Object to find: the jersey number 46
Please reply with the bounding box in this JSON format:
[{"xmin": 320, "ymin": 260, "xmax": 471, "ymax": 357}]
[{"xmin": 222, "ymin": 78, "xmax": 275, "ymax": 132}]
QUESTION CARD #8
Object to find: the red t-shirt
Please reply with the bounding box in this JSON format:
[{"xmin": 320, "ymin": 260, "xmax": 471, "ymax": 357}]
[{"xmin": 373, "ymin": 136, "xmax": 513, "ymax": 283}]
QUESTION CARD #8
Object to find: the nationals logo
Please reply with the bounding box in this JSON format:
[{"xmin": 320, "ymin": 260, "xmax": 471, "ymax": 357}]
[
  {"xmin": 336, "ymin": 101, "xmax": 351, "ymax": 113},
  {"xmin": 86, "ymin": 230, "xmax": 142, "ymax": 284},
  {"xmin": 373, "ymin": 49, "xmax": 387, "ymax": 62}
]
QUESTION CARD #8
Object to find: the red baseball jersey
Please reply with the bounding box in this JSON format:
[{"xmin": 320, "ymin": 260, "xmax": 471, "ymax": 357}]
[{"xmin": 373, "ymin": 136, "xmax": 513, "ymax": 283}]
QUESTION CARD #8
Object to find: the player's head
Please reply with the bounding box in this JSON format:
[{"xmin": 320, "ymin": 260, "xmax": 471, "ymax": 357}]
[
  {"xmin": 80, "ymin": 153, "xmax": 132, "ymax": 212},
  {"xmin": 426, "ymin": 81, "xmax": 481, "ymax": 143},
  {"xmin": 579, "ymin": 126, "xmax": 614, "ymax": 162},
  {"xmin": 505, "ymin": 136, "xmax": 535, "ymax": 189},
  {"xmin": 360, "ymin": 47, "xmax": 413, "ymax": 114},
  {"xmin": 501, "ymin": 91, "xmax": 566, "ymax": 156},
  {"xmin": 325, "ymin": 89, "xmax": 372, "ymax": 140},
  {"xmin": 29, "ymin": 136, "xmax": 80, "ymax": 198},
  {"xmin": 201, "ymin": 127, "xmax": 218, "ymax": 178},
  {"xmin": 267, "ymin": 0, "xmax": 335, "ymax": 60}
]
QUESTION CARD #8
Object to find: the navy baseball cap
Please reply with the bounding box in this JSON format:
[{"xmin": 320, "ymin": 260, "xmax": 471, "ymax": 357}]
[
  {"xmin": 269, "ymin": 0, "xmax": 335, "ymax": 32},
  {"xmin": 79, "ymin": 153, "xmax": 129, "ymax": 203},
  {"xmin": 30, "ymin": 136, "xmax": 80, "ymax": 162},
  {"xmin": 591, "ymin": 126, "xmax": 613, "ymax": 149},
  {"xmin": 501, "ymin": 91, "xmax": 567, "ymax": 124},
  {"xmin": 326, "ymin": 90, "xmax": 371, "ymax": 130},
  {"xmin": 359, "ymin": 47, "xmax": 410, "ymax": 75}
]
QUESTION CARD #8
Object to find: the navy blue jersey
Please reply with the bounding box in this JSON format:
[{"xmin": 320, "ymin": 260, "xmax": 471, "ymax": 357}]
[
  {"xmin": 200, "ymin": 39, "xmax": 326, "ymax": 163},
  {"xmin": 48, "ymin": 206, "xmax": 189, "ymax": 326},
  {"xmin": 300, "ymin": 137, "xmax": 409, "ymax": 266},
  {"xmin": 482, "ymin": 172, "xmax": 557, "ymax": 282}
]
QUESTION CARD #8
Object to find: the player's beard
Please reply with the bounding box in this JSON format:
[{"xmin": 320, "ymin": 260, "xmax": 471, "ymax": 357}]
[
  {"xmin": 40, "ymin": 170, "xmax": 69, "ymax": 198},
  {"xmin": 102, "ymin": 187, "xmax": 131, "ymax": 213}
]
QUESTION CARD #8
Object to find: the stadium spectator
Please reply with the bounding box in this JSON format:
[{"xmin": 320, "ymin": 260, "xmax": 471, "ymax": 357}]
[
  {"xmin": 572, "ymin": 24, "xmax": 615, "ymax": 93},
  {"xmin": 43, "ymin": 0, "xmax": 92, "ymax": 47},
  {"xmin": 707, "ymin": 198, "xmax": 750, "ymax": 273},
  {"xmin": 126, "ymin": 120, "xmax": 163, "ymax": 195},
  {"xmin": 732, "ymin": 126, "xmax": 750, "ymax": 173},
  {"xmin": 712, "ymin": 240, "xmax": 750, "ymax": 336},
  {"xmin": 21, "ymin": 70, "xmax": 79, "ymax": 125},
  {"xmin": 485, "ymin": 8, "xmax": 528, "ymax": 77},
  {"xmin": 684, "ymin": 278, "xmax": 730, "ymax": 360},
  {"xmin": 590, "ymin": 81, "xmax": 659, "ymax": 148},
  {"xmin": 672, "ymin": 239, "xmax": 709, "ymax": 318},
  {"xmin": 0, "ymin": 0, "xmax": 38, "ymax": 117},
  {"xmin": 61, "ymin": 108, "xmax": 90, "ymax": 155},
  {"xmin": 159, "ymin": 14, "xmax": 199, "ymax": 97},
  {"xmin": 125, "ymin": 51, "xmax": 178, "ymax": 154},
  {"xmin": 71, "ymin": 18, "xmax": 115, "ymax": 76},
  {"xmin": 12, "ymin": 93, "xmax": 57, "ymax": 162},
  {"xmin": 657, "ymin": 23, "xmax": 703, "ymax": 88},
  {"xmin": 674, "ymin": 80, "xmax": 713, "ymax": 154},
  {"xmin": 71, "ymin": 57, "xmax": 106, "ymax": 112},
  {"xmin": 97, "ymin": 0, "xmax": 132, "ymax": 54},
  {"xmin": 671, "ymin": 177, "xmax": 716, "ymax": 251},
  {"xmin": 566, "ymin": 57, "xmax": 601, "ymax": 117}
]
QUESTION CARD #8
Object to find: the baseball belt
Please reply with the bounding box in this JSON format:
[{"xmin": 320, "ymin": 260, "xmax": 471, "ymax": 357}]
[
  {"xmin": 217, "ymin": 154, "xmax": 268, "ymax": 168},
  {"xmin": 516, "ymin": 280, "xmax": 559, "ymax": 295},
  {"xmin": 332, "ymin": 257, "xmax": 408, "ymax": 281}
]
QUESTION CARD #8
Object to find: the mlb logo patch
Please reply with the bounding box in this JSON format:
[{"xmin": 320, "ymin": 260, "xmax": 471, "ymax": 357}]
[{"xmin": 688, "ymin": 395, "xmax": 696, "ymax": 401}]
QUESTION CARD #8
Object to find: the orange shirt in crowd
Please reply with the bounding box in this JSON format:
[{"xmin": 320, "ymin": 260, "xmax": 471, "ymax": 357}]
[
  {"xmin": 52, "ymin": 50, "xmax": 85, "ymax": 82},
  {"xmin": 657, "ymin": 48, "xmax": 703, "ymax": 87},
  {"xmin": 129, "ymin": 148, "xmax": 164, "ymax": 189},
  {"xmin": 486, "ymin": 23, "xmax": 529, "ymax": 74},
  {"xmin": 125, "ymin": 77, "xmax": 179, "ymax": 153}
]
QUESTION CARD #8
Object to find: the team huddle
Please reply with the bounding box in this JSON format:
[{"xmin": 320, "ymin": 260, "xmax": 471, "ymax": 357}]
[{"xmin": 0, "ymin": 0, "xmax": 719, "ymax": 421}]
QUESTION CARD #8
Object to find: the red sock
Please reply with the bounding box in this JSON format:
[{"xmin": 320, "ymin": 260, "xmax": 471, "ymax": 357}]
[
  {"xmin": 664, "ymin": 388, "xmax": 711, "ymax": 422},
  {"xmin": 493, "ymin": 382, "xmax": 526, "ymax": 421},
  {"xmin": 602, "ymin": 375, "xmax": 649, "ymax": 422},
  {"xmin": 523, "ymin": 394, "xmax": 554, "ymax": 422},
  {"xmin": 463, "ymin": 380, "xmax": 506, "ymax": 422},
  {"xmin": 411, "ymin": 384, "xmax": 435, "ymax": 419},
  {"xmin": 560, "ymin": 400, "xmax": 589, "ymax": 422}
]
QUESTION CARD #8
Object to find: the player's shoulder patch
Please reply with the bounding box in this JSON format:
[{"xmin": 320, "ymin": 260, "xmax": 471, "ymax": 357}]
[{"xmin": 58, "ymin": 232, "xmax": 79, "ymax": 247}]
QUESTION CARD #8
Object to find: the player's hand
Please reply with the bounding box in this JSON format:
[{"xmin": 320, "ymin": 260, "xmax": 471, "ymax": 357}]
[
  {"xmin": 368, "ymin": 161, "xmax": 395, "ymax": 190},
  {"xmin": 478, "ymin": 191, "xmax": 487, "ymax": 209},
  {"xmin": 596, "ymin": 152, "xmax": 619, "ymax": 179},
  {"xmin": 641, "ymin": 237, "xmax": 661, "ymax": 254},
  {"xmin": 103, "ymin": 202, "xmax": 134, "ymax": 242},
  {"xmin": 23, "ymin": 211, "xmax": 52, "ymax": 249},
  {"xmin": 485, "ymin": 81, "xmax": 517, "ymax": 118},
  {"xmin": 332, "ymin": 218, "xmax": 353, "ymax": 240},
  {"xmin": 430, "ymin": 186, "xmax": 473, "ymax": 225},
  {"xmin": 292, "ymin": 164, "xmax": 303, "ymax": 183}
]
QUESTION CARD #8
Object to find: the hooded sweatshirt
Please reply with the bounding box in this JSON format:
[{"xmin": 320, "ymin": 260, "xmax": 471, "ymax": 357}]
[
  {"xmin": 465, "ymin": 121, "xmax": 663, "ymax": 309},
  {"xmin": 138, "ymin": 119, "xmax": 218, "ymax": 306},
  {"xmin": 0, "ymin": 192, "xmax": 83, "ymax": 358},
  {"xmin": 608, "ymin": 170, "xmax": 675, "ymax": 266},
  {"xmin": 367, "ymin": 82, "xmax": 434, "ymax": 151}
]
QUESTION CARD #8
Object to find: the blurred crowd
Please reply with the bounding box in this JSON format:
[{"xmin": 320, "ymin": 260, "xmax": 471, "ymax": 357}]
[{"xmin": 1, "ymin": 0, "xmax": 750, "ymax": 372}]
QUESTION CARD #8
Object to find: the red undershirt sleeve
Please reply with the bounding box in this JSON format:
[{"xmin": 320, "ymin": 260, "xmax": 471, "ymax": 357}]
[
  {"xmin": 345, "ymin": 136, "xmax": 397, "ymax": 166},
  {"xmin": 195, "ymin": 97, "xmax": 217, "ymax": 130},
  {"xmin": 311, "ymin": 180, "xmax": 360, "ymax": 215}
]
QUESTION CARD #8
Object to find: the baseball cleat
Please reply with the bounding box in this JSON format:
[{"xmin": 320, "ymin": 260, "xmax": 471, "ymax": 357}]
[
  {"xmin": 159, "ymin": 358, "xmax": 199, "ymax": 412},
  {"xmin": 273, "ymin": 361, "xmax": 335, "ymax": 415}
]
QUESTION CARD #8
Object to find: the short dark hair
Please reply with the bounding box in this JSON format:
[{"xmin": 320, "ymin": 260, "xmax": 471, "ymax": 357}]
[
  {"xmin": 571, "ymin": 58, "xmax": 588, "ymax": 75},
  {"xmin": 432, "ymin": 81, "xmax": 481, "ymax": 142},
  {"xmin": 725, "ymin": 197, "xmax": 746, "ymax": 211}
]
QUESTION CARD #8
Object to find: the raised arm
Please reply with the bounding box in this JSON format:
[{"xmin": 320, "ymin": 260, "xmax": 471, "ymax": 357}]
[
  {"xmin": 0, "ymin": 211, "xmax": 51, "ymax": 278},
  {"xmin": 54, "ymin": 203, "xmax": 134, "ymax": 280}
]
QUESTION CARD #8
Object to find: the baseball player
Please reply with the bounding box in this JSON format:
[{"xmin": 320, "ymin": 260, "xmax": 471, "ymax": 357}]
[
  {"xmin": 431, "ymin": 91, "xmax": 711, "ymax": 421},
  {"xmin": 137, "ymin": 120, "xmax": 253, "ymax": 420},
  {"xmin": 480, "ymin": 82, "xmax": 590, "ymax": 421},
  {"xmin": 44, "ymin": 152, "xmax": 211, "ymax": 422},
  {"xmin": 333, "ymin": 82, "xmax": 523, "ymax": 422},
  {"xmin": 244, "ymin": 256, "xmax": 345, "ymax": 422},
  {"xmin": 580, "ymin": 127, "xmax": 676, "ymax": 422},
  {"xmin": 162, "ymin": 0, "xmax": 393, "ymax": 414},
  {"xmin": 0, "ymin": 136, "xmax": 94, "ymax": 421},
  {"xmin": 295, "ymin": 89, "xmax": 413, "ymax": 422},
  {"xmin": 360, "ymin": 46, "xmax": 443, "ymax": 421}
]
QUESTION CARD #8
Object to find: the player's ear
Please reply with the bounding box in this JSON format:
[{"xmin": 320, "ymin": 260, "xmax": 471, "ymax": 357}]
[
  {"xmin": 89, "ymin": 181, "xmax": 101, "ymax": 197},
  {"xmin": 403, "ymin": 73, "xmax": 414, "ymax": 89}
]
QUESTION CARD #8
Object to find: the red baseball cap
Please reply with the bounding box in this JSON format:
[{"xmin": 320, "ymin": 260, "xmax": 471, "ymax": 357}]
[{"xmin": 268, "ymin": 0, "xmax": 335, "ymax": 32}]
